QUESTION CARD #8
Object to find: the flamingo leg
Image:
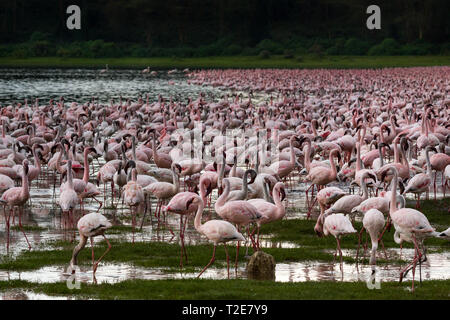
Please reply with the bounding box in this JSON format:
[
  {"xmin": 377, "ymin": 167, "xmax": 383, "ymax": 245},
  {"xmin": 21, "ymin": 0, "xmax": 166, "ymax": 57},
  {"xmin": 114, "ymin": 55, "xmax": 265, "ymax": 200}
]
[
  {"xmin": 224, "ymin": 243, "xmax": 230, "ymax": 279},
  {"xmin": 356, "ymin": 227, "xmax": 364, "ymax": 265},
  {"xmin": 93, "ymin": 235, "xmax": 112, "ymax": 274},
  {"xmin": 4, "ymin": 205, "xmax": 10, "ymax": 252},
  {"xmin": 337, "ymin": 236, "xmax": 343, "ymax": 271},
  {"xmin": 197, "ymin": 244, "xmax": 216, "ymax": 278},
  {"xmin": 179, "ymin": 216, "xmax": 185, "ymax": 269},
  {"xmin": 90, "ymin": 236, "xmax": 95, "ymax": 265},
  {"xmin": 18, "ymin": 206, "xmax": 31, "ymax": 249}
]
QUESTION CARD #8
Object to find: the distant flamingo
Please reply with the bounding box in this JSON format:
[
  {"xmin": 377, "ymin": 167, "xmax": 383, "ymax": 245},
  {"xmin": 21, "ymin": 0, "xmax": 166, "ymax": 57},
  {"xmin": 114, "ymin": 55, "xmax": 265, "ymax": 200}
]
[{"xmin": 99, "ymin": 64, "xmax": 109, "ymax": 74}]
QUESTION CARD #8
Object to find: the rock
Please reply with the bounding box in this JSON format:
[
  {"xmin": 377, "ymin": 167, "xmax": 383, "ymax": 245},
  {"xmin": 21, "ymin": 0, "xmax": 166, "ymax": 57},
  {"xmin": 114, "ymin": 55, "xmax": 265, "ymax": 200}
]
[{"xmin": 246, "ymin": 251, "xmax": 275, "ymax": 280}]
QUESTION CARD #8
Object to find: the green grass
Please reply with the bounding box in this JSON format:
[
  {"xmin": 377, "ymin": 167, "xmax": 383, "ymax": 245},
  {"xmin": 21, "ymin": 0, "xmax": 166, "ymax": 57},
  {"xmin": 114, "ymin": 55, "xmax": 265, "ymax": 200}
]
[
  {"xmin": 0, "ymin": 55, "xmax": 449, "ymax": 69},
  {"xmin": 1, "ymin": 279, "xmax": 449, "ymax": 300}
]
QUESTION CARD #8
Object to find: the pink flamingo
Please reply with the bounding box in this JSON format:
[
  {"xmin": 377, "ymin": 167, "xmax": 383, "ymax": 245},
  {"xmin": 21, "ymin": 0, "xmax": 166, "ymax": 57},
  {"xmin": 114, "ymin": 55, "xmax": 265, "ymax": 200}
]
[
  {"xmin": 0, "ymin": 159, "xmax": 31, "ymax": 250},
  {"xmin": 122, "ymin": 168, "xmax": 145, "ymax": 240},
  {"xmin": 313, "ymin": 186, "xmax": 347, "ymax": 236},
  {"xmin": 193, "ymin": 194, "xmax": 245, "ymax": 279},
  {"xmin": 323, "ymin": 213, "xmax": 356, "ymax": 270},
  {"xmin": 430, "ymin": 150, "xmax": 450, "ymax": 199},
  {"xmin": 305, "ymin": 148, "xmax": 341, "ymax": 217},
  {"xmin": 248, "ymin": 181, "xmax": 286, "ymax": 248},
  {"xmin": 164, "ymin": 191, "xmax": 199, "ymax": 268},
  {"xmin": 387, "ymin": 166, "xmax": 440, "ymax": 292},
  {"xmin": 356, "ymin": 208, "xmax": 386, "ymax": 269},
  {"xmin": 69, "ymin": 212, "xmax": 112, "ymax": 276},
  {"xmin": 143, "ymin": 163, "xmax": 181, "ymax": 224},
  {"xmin": 324, "ymin": 171, "xmax": 375, "ymax": 217},
  {"xmin": 59, "ymin": 159, "xmax": 79, "ymax": 228},
  {"xmin": 215, "ymin": 178, "xmax": 262, "ymax": 266},
  {"xmin": 268, "ymin": 135, "xmax": 299, "ymax": 179},
  {"xmin": 402, "ymin": 146, "xmax": 434, "ymax": 208}
]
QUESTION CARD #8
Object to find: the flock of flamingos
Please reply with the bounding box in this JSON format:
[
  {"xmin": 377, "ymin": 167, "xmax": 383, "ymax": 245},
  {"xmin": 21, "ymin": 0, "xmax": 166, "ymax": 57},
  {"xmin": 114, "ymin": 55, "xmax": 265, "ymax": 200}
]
[{"xmin": 1, "ymin": 66, "xmax": 449, "ymax": 293}]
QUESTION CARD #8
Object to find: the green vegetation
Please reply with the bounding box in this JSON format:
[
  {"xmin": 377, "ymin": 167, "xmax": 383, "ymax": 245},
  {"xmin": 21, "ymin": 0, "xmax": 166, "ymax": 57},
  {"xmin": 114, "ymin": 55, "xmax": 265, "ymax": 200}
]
[
  {"xmin": 1, "ymin": 279, "xmax": 449, "ymax": 300},
  {"xmin": 0, "ymin": 55, "xmax": 449, "ymax": 69}
]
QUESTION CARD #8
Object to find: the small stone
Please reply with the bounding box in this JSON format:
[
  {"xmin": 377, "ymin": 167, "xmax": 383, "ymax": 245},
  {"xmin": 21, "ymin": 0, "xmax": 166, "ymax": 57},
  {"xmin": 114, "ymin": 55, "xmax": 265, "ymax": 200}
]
[{"xmin": 246, "ymin": 250, "xmax": 275, "ymax": 280}]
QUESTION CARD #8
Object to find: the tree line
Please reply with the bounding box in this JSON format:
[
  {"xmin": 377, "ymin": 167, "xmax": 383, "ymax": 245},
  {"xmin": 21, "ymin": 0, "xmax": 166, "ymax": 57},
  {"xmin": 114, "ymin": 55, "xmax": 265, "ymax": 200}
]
[{"xmin": 0, "ymin": 0, "xmax": 448, "ymax": 57}]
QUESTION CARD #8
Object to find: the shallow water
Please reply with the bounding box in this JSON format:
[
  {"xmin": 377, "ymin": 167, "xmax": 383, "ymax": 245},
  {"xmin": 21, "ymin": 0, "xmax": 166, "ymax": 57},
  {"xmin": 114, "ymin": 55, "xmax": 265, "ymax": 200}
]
[
  {"xmin": 0, "ymin": 68, "xmax": 223, "ymax": 105},
  {"xmin": 0, "ymin": 248, "xmax": 447, "ymax": 287}
]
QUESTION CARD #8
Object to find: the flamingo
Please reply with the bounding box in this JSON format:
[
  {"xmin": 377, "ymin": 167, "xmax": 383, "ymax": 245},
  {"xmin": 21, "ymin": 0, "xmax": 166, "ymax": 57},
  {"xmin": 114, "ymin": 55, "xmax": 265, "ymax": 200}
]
[
  {"xmin": 193, "ymin": 194, "xmax": 245, "ymax": 279},
  {"xmin": 99, "ymin": 64, "xmax": 109, "ymax": 74},
  {"xmin": 356, "ymin": 208, "xmax": 386, "ymax": 270},
  {"xmin": 59, "ymin": 159, "xmax": 79, "ymax": 227},
  {"xmin": 69, "ymin": 212, "xmax": 112, "ymax": 276},
  {"xmin": 324, "ymin": 171, "xmax": 376, "ymax": 218},
  {"xmin": 429, "ymin": 150, "xmax": 450, "ymax": 198},
  {"xmin": 402, "ymin": 146, "xmax": 435, "ymax": 208},
  {"xmin": 143, "ymin": 163, "xmax": 181, "ymax": 223},
  {"xmin": 215, "ymin": 178, "xmax": 262, "ymax": 265},
  {"xmin": 305, "ymin": 148, "xmax": 341, "ymax": 217},
  {"xmin": 322, "ymin": 213, "xmax": 356, "ymax": 270},
  {"xmin": 122, "ymin": 168, "xmax": 145, "ymax": 239},
  {"xmin": 248, "ymin": 181, "xmax": 286, "ymax": 248},
  {"xmin": 163, "ymin": 191, "xmax": 199, "ymax": 268},
  {"xmin": 387, "ymin": 166, "xmax": 440, "ymax": 292},
  {"xmin": 0, "ymin": 159, "xmax": 31, "ymax": 250}
]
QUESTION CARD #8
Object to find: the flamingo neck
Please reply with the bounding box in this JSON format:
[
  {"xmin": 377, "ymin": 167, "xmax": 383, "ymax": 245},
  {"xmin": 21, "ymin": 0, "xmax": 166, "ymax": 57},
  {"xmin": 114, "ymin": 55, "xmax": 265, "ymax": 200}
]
[
  {"xmin": 193, "ymin": 196, "xmax": 205, "ymax": 231},
  {"xmin": 389, "ymin": 170, "xmax": 398, "ymax": 216},
  {"xmin": 356, "ymin": 143, "xmax": 361, "ymax": 171},
  {"xmin": 70, "ymin": 234, "xmax": 87, "ymax": 267},
  {"xmin": 289, "ymin": 137, "xmax": 295, "ymax": 166},
  {"xmin": 32, "ymin": 146, "xmax": 41, "ymax": 171},
  {"xmin": 215, "ymin": 179, "xmax": 230, "ymax": 210},
  {"xmin": 199, "ymin": 178, "xmax": 208, "ymax": 204},
  {"xmin": 171, "ymin": 168, "xmax": 180, "ymax": 192},
  {"xmin": 304, "ymin": 141, "xmax": 311, "ymax": 172},
  {"xmin": 361, "ymin": 174, "xmax": 369, "ymax": 200},
  {"xmin": 393, "ymin": 138, "xmax": 400, "ymax": 164},
  {"xmin": 329, "ymin": 151, "xmax": 337, "ymax": 179},
  {"xmin": 273, "ymin": 186, "xmax": 285, "ymax": 219},
  {"xmin": 67, "ymin": 164, "xmax": 74, "ymax": 189},
  {"xmin": 83, "ymin": 149, "xmax": 90, "ymax": 183},
  {"xmin": 21, "ymin": 168, "xmax": 30, "ymax": 199},
  {"xmin": 425, "ymin": 148, "xmax": 432, "ymax": 177}
]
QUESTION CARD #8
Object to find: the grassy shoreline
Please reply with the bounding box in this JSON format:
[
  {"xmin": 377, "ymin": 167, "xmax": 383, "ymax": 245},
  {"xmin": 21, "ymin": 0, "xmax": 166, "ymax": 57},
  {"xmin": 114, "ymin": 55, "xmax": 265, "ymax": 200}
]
[
  {"xmin": 0, "ymin": 55, "xmax": 449, "ymax": 69},
  {"xmin": 2, "ymin": 279, "xmax": 450, "ymax": 299}
]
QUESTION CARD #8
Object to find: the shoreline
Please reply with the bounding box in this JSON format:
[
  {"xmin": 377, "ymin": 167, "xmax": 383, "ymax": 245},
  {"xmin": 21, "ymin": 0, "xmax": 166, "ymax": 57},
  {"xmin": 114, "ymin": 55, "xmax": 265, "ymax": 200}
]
[{"xmin": 0, "ymin": 55, "xmax": 449, "ymax": 69}]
